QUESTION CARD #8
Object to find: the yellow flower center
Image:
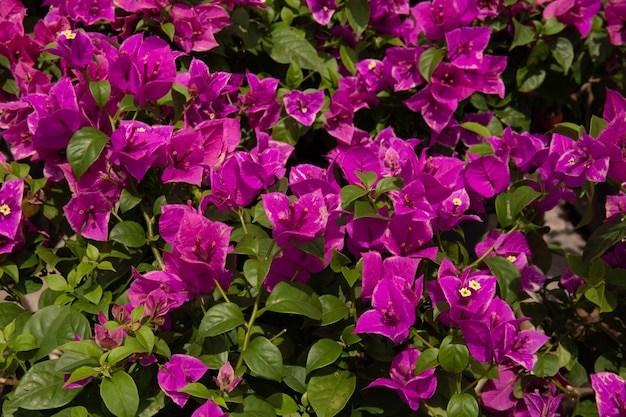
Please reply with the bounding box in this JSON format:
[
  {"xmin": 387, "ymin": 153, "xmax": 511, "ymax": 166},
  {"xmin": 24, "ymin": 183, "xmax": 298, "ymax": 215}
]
[
  {"xmin": 0, "ymin": 204, "xmax": 10, "ymax": 216},
  {"xmin": 60, "ymin": 29, "xmax": 76, "ymax": 40},
  {"xmin": 136, "ymin": 127, "xmax": 146, "ymax": 133},
  {"xmin": 452, "ymin": 197, "xmax": 462, "ymax": 206},
  {"xmin": 468, "ymin": 280, "xmax": 481, "ymax": 291},
  {"xmin": 506, "ymin": 255, "xmax": 517, "ymax": 263},
  {"xmin": 368, "ymin": 61, "xmax": 377, "ymax": 71},
  {"xmin": 568, "ymin": 157, "xmax": 576, "ymax": 165},
  {"xmin": 459, "ymin": 287, "xmax": 472, "ymax": 297}
]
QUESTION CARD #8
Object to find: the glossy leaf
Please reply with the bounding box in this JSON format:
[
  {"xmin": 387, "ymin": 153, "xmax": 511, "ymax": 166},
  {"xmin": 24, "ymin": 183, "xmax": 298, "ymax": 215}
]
[
  {"xmin": 66, "ymin": 127, "xmax": 110, "ymax": 180},
  {"xmin": 242, "ymin": 336, "xmax": 284, "ymax": 381},
  {"xmin": 100, "ymin": 371, "xmax": 139, "ymax": 417},
  {"xmin": 198, "ymin": 302, "xmax": 245, "ymax": 338},
  {"xmin": 306, "ymin": 339, "xmax": 343, "ymax": 374},
  {"xmin": 265, "ymin": 281, "xmax": 322, "ymax": 320},
  {"xmin": 308, "ymin": 371, "xmax": 356, "ymax": 417},
  {"xmin": 269, "ymin": 27, "xmax": 320, "ymax": 71},
  {"xmin": 484, "ymin": 256, "xmax": 521, "ymax": 307},
  {"xmin": 510, "ymin": 18, "xmax": 535, "ymax": 49},
  {"xmin": 110, "ymin": 221, "xmax": 146, "ymax": 248},
  {"xmin": 345, "ymin": 0, "xmax": 369, "ymax": 38},
  {"xmin": 418, "ymin": 48, "xmax": 444, "ymax": 82},
  {"xmin": 447, "ymin": 393, "xmax": 479, "ymax": 417},
  {"xmin": 10, "ymin": 361, "xmax": 82, "ymax": 410},
  {"xmin": 89, "ymin": 80, "xmax": 111, "ymax": 109}
]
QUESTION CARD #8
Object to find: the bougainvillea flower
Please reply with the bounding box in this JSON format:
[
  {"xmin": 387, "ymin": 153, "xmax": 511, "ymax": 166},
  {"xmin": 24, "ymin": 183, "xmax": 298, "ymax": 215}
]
[
  {"xmin": 360, "ymin": 251, "xmax": 422, "ymax": 302},
  {"xmin": 110, "ymin": 121, "xmax": 172, "ymax": 182},
  {"xmin": 383, "ymin": 46, "xmax": 425, "ymax": 92},
  {"xmin": 555, "ymin": 133, "xmax": 610, "ymax": 185},
  {"xmin": 404, "ymin": 86, "xmax": 456, "ymax": 133},
  {"xmin": 196, "ymin": 117, "xmax": 240, "ymax": 168},
  {"xmin": 262, "ymin": 189, "xmax": 328, "ymax": 247},
  {"xmin": 522, "ymin": 383, "xmax": 566, "ymax": 417},
  {"xmin": 207, "ymin": 152, "xmax": 269, "ymax": 210},
  {"xmin": 338, "ymin": 145, "xmax": 381, "ymax": 185},
  {"xmin": 606, "ymin": 0, "xmax": 626, "ymax": 46},
  {"xmin": 0, "ymin": 179, "xmax": 24, "ymax": 240},
  {"xmin": 157, "ymin": 354, "xmax": 209, "ymax": 407},
  {"xmin": 597, "ymin": 115, "xmax": 626, "ymax": 182},
  {"xmin": 465, "ymin": 154, "xmax": 510, "ymax": 198},
  {"xmin": 380, "ymin": 213, "xmax": 434, "ymax": 257},
  {"xmin": 192, "ymin": 399, "xmax": 228, "ymax": 417},
  {"xmin": 170, "ymin": 3, "xmax": 230, "ymax": 53},
  {"xmin": 388, "ymin": 179, "xmax": 434, "ymax": 221},
  {"xmin": 464, "ymin": 55, "xmax": 507, "ymax": 99},
  {"xmin": 283, "ymin": 90, "xmax": 324, "ymax": 126},
  {"xmin": 305, "ymin": 0, "xmax": 338, "ymax": 25},
  {"xmin": 590, "ymin": 372, "xmax": 626, "ymax": 417},
  {"xmin": 94, "ymin": 324, "xmax": 126, "ymax": 350},
  {"xmin": 251, "ymin": 131, "xmax": 294, "ymax": 182},
  {"xmin": 47, "ymin": 29, "xmax": 94, "ymax": 68},
  {"xmin": 70, "ymin": 0, "xmax": 115, "ymax": 25},
  {"xmin": 109, "ymin": 34, "xmax": 178, "ymax": 105},
  {"xmin": 446, "ymin": 27, "xmax": 491, "ymax": 69},
  {"xmin": 603, "ymin": 88, "xmax": 626, "ymax": 121},
  {"xmin": 366, "ymin": 346, "xmax": 437, "ymax": 411},
  {"xmin": 542, "ymin": 0, "xmax": 601, "ymax": 36},
  {"xmin": 63, "ymin": 190, "xmax": 113, "ymax": 241},
  {"xmin": 480, "ymin": 365, "xmax": 519, "ymax": 412},
  {"xmin": 214, "ymin": 362, "xmax": 242, "ymax": 393},
  {"xmin": 354, "ymin": 274, "xmax": 418, "ymax": 343},
  {"xmin": 411, "ymin": 0, "xmax": 478, "ymax": 40},
  {"xmin": 475, "ymin": 230, "xmax": 532, "ymax": 270},
  {"xmin": 161, "ymin": 127, "xmax": 205, "ymax": 186},
  {"xmin": 128, "ymin": 269, "xmax": 192, "ymax": 314},
  {"xmin": 160, "ymin": 204, "xmax": 232, "ymax": 294}
]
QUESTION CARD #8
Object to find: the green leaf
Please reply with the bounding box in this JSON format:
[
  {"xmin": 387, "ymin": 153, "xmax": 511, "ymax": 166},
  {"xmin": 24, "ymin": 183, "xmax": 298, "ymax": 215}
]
[
  {"xmin": 583, "ymin": 215, "xmax": 626, "ymax": 263},
  {"xmin": 267, "ymin": 393, "xmax": 300, "ymax": 416},
  {"xmin": 510, "ymin": 18, "xmax": 535, "ymax": 50},
  {"xmin": 51, "ymin": 406, "xmax": 89, "ymax": 417},
  {"xmin": 198, "ymin": 302, "xmax": 245, "ymax": 338},
  {"xmin": 584, "ymin": 283, "xmax": 617, "ymax": 313},
  {"xmin": 551, "ymin": 37, "xmax": 574, "ymax": 74},
  {"xmin": 292, "ymin": 235, "xmax": 326, "ymax": 260},
  {"xmin": 89, "ymin": 80, "xmax": 111, "ymax": 109},
  {"xmin": 10, "ymin": 361, "xmax": 82, "ymax": 410},
  {"xmin": 548, "ymin": 122, "xmax": 583, "ymax": 139},
  {"xmin": 66, "ymin": 127, "xmax": 110, "ymax": 180},
  {"xmin": 269, "ymin": 27, "xmax": 321, "ymax": 71},
  {"xmin": 306, "ymin": 339, "xmax": 343, "ymax": 374},
  {"xmin": 439, "ymin": 336, "xmax": 469, "ymax": 373},
  {"xmin": 510, "ymin": 186, "xmax": 541, "ymax": 219},
  {"xmin": 308, "ymin": 371, "xmax": 356, "ymax": 417},
  {"xmin": 100, "ymin": 371, "xmax": 139, "ymax": 417},
  {"xmin": 286, "ymin": 61, "xmax": 304, "ymax": 88},
  {"xmin": 178, "ymin": 382, "xmax": 211, "ymax": 399},
  {"xmin": 13, "ymin": 333, "xmax": 37, "ymax": 352},
  {"xmin": 243, "ymin": 258, "xmax": 271, "ymax": 289},
  {"xmin": 516, "ymin": 67, "xmax": 546, "ymax": 93},
  {"xmin": 460, "ymin": 122, "xmax": 491, "ymax": 138},
  {"xmin": 265, "ymin": 281, "xmax": 322, "ymax": 320},
  {"xmin": 495, "ymin": 191, "xmax": 513, "ymax": 228},
  {"xmin": 345, "ymin": 0, "xmax": 370, "ymax": 38},
  {"xmin": 418, "ymin": 48, "xmax": 444, "ymax": 82},
  {"xmin": 110, "ymin": 221, "xmax": 146, "ymax": 247},
  {"xmin": 542, "ymin": 17, "xmax": 566, "ymax": 35},
  {"xmin": 161, "ymin": 22, "xmax": 175, "ymax": 41},
  {"xmin": 319, "ymin": 294, "xmax": 349, "ymax": 325},
  {"xmin": 339, "ymin": 45, "xmax": 357, "ymax": 76},
  {"xmin": 23, "ymin": 305, "xmax": 92, "ymax": 362},
  {"xmin": 447, "ymin": 393, "xmax": 479, "ymax": 417},
  {"xmin": 0, "ymin": 303, "xmax": 26, "ymax": 329},
  {"xmin": 43, "ymin": 274, "xmax": 69, "ymax": 292},
  {"xmin": 589, "ymin": 115, "xmax": 608, "ymax": 138},
  {"xmin": 484, "ymin": 256, "xmax": 521, "ymax": 307},
  {"xmin": 64, "ymin": 366, "xmax": 99, "ymax": 387},
  {"xmin": 533, "ymin": 354, "xmax": 560, "ymax": 377},
  {"xmin": 242, "ymin": 336, "xmax": 283, "ymax": 381},
  {"xmin": 374, "ymin": 177, "xmax": 403, "ymax": 196},
  {"xmin": 283, "ymin": 365, "xmax": 307, "ymax": 394},
  {"xmin": 414, "ymin": 347, "xmax": 439, "ymax": 375},
  {"xmin": 119, "ymin": 189, "xmax": 142, "ymax": 213},
  {"xmin": 341, "ymin": 185, "xmax": 369, "ymax": 208},
  {"xmin": 330, "ymin": 248, "xmax": 351, "ymax": 273}
]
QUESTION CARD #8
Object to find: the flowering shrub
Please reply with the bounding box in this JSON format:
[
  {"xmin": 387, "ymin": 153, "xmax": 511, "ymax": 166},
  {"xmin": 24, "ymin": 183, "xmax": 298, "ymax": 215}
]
[{"xmin": 0, "ymin": 0, "xmax": 625, "ymax": 416}]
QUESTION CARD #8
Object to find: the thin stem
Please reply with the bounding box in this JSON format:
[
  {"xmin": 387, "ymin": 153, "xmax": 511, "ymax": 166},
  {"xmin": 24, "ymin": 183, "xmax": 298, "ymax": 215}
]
[
  {"xmin": 142, "ymin": 208, "xmax": 165, "ymax": 270},
  {"xmin": 235, "ymin": 208, "xmax": 249, "ymax": 235},
  {"xmin": 214, "ymin": 279, "xmax": 231, "ymax": 303},
  {"xmin": 410, "ymin": 328, "xmax": 435, "ymax": 349},
  {"xmin": 235, "ymin": 291, "xmax": 262, "ymax": 371}
]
